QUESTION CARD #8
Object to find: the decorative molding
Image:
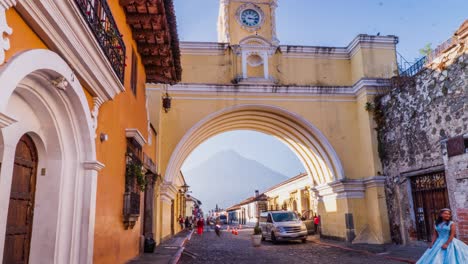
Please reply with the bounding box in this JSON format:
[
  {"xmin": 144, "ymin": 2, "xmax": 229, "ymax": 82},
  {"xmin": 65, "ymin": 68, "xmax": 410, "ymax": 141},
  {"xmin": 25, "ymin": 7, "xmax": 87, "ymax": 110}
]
[
  {"xmin": 83, "ymin": 160, "xmax": 105, "ymax": 171},
  {"xmin": 363, "ymin": 176, "xmax": 386, "ymax": 188},
  {"xmin": 0, "ymin": 112, "xmax": 17, "ymax": 128},
  {"xmin": 147, "ymin": 78, "xmax": 391, "ymax": 98},
  {"xmin": 235, "ymin": 3, "xmax": 265, "ymax": 32},
  {"xmin": 180, "ymin": 35, "xmax": 397, "ymax": 59},
  {"xmin": 50, "ymin": 76, "xmax": 68, "ymax": 90},
  {"xmin": 180, "ymin": 42, "xmax": 229, "ymax": 56},
  {"xmin": 401, "ymin": 165, "xmax": 445, "ymax": 178},
  {"xmin": 160, "ymin": 181, "xmax": 178, "ymax": 201},
  {"xmin": 0, "ymin": 0, "xmax": 16, "ymax": 65},
  {"xmin": 16, "ymin": 0, "xmax": 125, "ymax": 101},
  {"xmin": 0, "ymin": 0, "xmax": 19, "ymax": 9},
  {"xmin": 125, "ymin": 128, "xmax": 147, "ymax": 147},
  {"xmin": 312, "ymin": 176, "xmax": 388, "ymax": 200},
  {"xmin": 90, "ymin": 96, "xmax": 105, "ymax": 138}
]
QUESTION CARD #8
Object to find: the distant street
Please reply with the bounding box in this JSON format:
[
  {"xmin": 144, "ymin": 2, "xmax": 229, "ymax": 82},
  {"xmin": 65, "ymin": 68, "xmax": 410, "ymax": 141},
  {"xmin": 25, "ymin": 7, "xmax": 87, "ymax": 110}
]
[{"xmin": 180, "ymin": 228, "xmax": 405, "ymax": 264}]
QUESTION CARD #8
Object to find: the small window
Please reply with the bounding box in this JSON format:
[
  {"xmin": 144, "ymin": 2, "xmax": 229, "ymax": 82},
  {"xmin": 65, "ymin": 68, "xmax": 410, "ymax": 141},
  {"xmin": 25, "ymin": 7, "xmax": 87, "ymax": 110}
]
[
  {"xmin": 130, "ymin": 48, "xmax": 138, "ymax": 96},
  {"xmin": 447, "ymin": 136, "xmax": 465, "ymax": 157}
]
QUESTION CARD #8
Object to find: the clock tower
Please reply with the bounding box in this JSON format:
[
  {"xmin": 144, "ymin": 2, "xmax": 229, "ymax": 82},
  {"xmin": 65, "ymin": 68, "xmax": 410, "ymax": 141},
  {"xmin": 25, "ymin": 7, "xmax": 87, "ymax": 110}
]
[
  {"xmin": 217, "ymin": 0, "xmax": 279, "ymax": 83},
  {"xmin": 218, "ymin": 0, "xmax": 279, "ymax": 45}
]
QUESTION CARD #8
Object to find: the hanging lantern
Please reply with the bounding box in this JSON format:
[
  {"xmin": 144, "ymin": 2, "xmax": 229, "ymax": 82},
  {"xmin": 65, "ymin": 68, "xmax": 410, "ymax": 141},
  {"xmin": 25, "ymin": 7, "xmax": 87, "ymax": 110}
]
[{"xmin": 162, "ymin": 93, "xmax": 171, "ymax": 113}]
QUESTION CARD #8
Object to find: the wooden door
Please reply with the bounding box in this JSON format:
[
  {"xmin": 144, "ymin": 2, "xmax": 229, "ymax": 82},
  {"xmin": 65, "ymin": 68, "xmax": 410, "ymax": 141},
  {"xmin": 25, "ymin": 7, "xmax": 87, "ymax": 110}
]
[
  {"xmin": 2, "ymin": 135, "xmax": 38, "ymax": 264},
  {"xmin": 411, "ymin": 171, "xmax": 450, "ymax": 241}
]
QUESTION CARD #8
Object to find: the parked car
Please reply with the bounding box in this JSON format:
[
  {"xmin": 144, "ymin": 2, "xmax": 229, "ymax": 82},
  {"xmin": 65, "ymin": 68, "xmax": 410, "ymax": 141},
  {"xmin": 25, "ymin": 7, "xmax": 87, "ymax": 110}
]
[{"xmin": 259, "ymin": 211, "xmax": 308, "ymax": 244}]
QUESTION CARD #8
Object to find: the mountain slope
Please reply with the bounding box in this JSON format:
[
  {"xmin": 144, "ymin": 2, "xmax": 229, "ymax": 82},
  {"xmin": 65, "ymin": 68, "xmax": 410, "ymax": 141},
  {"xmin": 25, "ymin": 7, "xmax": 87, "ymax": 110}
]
[{"xmin": 183, "ymin": 150, "xmax": 288, "ymax": 214}]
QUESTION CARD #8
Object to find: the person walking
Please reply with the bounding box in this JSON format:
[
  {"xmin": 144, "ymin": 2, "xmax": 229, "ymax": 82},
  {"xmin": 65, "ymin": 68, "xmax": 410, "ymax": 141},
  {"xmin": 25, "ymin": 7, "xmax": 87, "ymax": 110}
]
[
  {"xmin": 185, "ymin": 216, "xmax": 191, "ymax": 230},
  {"xmin": 313, "ymin": 214, "xmax": 320, "ymax": 234},
  {"xmin": 416, "ymin": 208, "xmax": 468, "ymax": 263},
  {"xmin": 215, "ymin": 219, "xmax": 222, "ymax": 237},
  {"xmin": 178, "ymin": 215, "xmax": 184, "ymax": 230},
  {"xmin": 197, "ymin": 218, "xmax": 205, "ymax": 235}
]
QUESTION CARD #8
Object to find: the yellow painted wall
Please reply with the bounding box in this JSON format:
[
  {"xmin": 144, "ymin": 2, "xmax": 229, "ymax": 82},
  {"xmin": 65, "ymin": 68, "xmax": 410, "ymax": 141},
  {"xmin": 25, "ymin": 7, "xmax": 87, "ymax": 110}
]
[
  {"xmin": 276, "ymin": 56, "xmax": 352, "ymax": 86},
  {"xmin": 180, "ymin": 47, "xmax": 396, "ymax": 86},
  {"xmin": 7, "ymin": 4, "xmax": 158, "ymax": 263}
]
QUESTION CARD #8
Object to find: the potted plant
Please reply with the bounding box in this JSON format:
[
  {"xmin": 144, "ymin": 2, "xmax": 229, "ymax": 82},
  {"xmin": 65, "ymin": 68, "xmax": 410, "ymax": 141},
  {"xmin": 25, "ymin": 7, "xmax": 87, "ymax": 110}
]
[{"xmin": 251, "ymin": 223, "xmax": 262, "ymax": 247}]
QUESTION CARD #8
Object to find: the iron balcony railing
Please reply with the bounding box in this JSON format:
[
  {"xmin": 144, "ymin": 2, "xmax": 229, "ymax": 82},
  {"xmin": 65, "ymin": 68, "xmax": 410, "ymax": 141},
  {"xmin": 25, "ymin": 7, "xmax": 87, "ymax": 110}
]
[
  {"xmin": 74, "ymin": 0, "xmax": 126, "ymax": 83},
  {"xmin": 400, "ymin": 56, "xmax": 427, "ymax": 77},
  {"xmin": 398, "ymin": 37, "xmax": 458, "ymax": 77}
]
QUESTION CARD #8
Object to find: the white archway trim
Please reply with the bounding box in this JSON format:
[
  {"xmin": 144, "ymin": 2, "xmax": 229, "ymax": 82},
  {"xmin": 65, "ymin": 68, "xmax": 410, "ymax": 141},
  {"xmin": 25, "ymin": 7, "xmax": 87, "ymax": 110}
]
[
  {"xmin": 164, "ymin": 104, "xmax": 345, "ymax": 192},
  {"xmin": 0, "ymin": 112, "xmax": 16, "ymax": 128},
  {"xmin": 0, "ymin": 49, "xmax": 98, "ymax": 264}
]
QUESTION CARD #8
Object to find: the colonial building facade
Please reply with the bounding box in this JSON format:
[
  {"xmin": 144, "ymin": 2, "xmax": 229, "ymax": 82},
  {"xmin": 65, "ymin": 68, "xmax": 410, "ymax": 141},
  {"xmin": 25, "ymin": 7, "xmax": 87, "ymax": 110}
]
[
  {"xmin": 149, "ymin": 0, "xmax": 397, "ymax": 244},
  {"xmin": 263, "ymin": 173, "xmax": 313, "ymax": 215},
  {"xmin": 0, "ymin": 0, "xmax": 180, "ymax": 263}
]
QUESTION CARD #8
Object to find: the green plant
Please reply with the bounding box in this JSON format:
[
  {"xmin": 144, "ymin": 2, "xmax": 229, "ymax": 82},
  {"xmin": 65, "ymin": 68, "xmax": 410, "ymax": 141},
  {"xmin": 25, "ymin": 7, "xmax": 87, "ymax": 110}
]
[
  {"xmin": 365, "ymin": 102, "xmax": 375, "ymax": 112},
  {"xmin": 253, "ymin": 223, "xmax": 262, "ymax": 235},
  {"xmin": 419, "ymin": 43, "xmax": 432, "ymax": 57},
  {"xmin": 126, "ymin": 162, "xmax": 146, "ymax": 192}
]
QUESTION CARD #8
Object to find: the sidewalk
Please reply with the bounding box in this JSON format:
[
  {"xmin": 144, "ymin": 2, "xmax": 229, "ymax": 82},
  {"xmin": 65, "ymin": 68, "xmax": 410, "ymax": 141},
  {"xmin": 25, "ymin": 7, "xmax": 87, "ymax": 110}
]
[
  {"xmin": 308, "ymin": 235, "xmax": 426, "ymax": 263},
  {"xmin": 127, "ymin": 230, "xmax": 193, "ymax": 264}
]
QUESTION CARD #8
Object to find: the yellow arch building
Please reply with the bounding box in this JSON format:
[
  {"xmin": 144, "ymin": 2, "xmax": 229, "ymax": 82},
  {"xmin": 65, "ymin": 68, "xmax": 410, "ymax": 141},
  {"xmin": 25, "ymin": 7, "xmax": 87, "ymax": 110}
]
[{"xmin": 149, "ymin": 0, "xmax": 397, "ymax": 243}]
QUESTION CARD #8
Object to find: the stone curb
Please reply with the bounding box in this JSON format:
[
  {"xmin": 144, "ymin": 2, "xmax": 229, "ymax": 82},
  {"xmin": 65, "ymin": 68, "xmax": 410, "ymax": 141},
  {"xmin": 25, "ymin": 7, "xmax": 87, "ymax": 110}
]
[
  {"xmin": 309, "ymin": 240, "xmax": 416, "ymax": 264},
  {"xmin": 169, "ymin": 230, "xmax": 194, "ymax": 264}
]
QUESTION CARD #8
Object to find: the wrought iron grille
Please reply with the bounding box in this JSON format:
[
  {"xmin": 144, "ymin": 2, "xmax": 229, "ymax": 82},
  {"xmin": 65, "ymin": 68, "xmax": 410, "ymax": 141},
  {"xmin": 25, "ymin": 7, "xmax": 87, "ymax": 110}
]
[
  {"xmin": 74, "ymin": 0, "xmax": 126, "ymax": 83},
  {"xmin": 123, "ymin": 191, "xmax": 141, "ymax": 216},
  {"xmin": 410, "ymin": 171, "xmax": 450, "ymax": 241}
]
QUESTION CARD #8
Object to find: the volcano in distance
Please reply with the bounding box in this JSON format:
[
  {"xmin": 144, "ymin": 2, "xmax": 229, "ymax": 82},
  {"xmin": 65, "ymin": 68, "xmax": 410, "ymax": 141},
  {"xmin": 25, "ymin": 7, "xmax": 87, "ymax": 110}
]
[{"xmin": 183, "ymin": 149, "xmax": 289, "ymax": 214}]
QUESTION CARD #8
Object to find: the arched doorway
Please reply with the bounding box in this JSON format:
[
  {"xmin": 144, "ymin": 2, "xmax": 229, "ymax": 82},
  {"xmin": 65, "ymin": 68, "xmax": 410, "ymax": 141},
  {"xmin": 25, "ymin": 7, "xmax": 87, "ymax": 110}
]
[
  {"xmin": 158, "ymin": 104, "xmax": 391, "ymax": 243},
  {"xmin": 2, "ymin": 135, "xmax": 38, "ymax": 264},
  {"xmin": 0, "ymin": 50, "xmax": 101, "ymax": 263}
]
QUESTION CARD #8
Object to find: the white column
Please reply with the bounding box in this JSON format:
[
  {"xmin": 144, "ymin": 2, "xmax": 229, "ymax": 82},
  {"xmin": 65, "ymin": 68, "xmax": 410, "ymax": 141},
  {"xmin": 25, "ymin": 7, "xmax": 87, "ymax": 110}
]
[
  {"xmin": 242, "ymin": 51, "xmax": 247, "ymax": 79},
  {"xmin": 80, "ymin": 161, "xmax": 104, "ymax": 264},
  {"xmin": 270, "ymin": 0, "xmax": 279, "ymax": 45},
  {"xmin": 263, "ymin": 51, "xmax": 269, "ymax": 79}
]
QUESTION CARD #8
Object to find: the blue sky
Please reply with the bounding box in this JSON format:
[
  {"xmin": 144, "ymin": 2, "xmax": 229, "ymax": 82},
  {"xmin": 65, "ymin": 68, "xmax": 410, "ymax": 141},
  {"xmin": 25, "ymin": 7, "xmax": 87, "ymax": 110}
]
[
  {"xmin": 176, "ymin": 1, "xmax": 467, "ymax": 196},
  {"xmin": 174, "ymin": 0, "xmax": 468, "ymax": 61}
]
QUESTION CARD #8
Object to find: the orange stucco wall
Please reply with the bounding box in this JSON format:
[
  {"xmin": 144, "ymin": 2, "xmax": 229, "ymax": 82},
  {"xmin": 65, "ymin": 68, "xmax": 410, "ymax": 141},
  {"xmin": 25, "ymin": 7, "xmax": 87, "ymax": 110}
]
[{"xmin": 6, "ymin": 5, "xmax": 157, "ymax": 264}]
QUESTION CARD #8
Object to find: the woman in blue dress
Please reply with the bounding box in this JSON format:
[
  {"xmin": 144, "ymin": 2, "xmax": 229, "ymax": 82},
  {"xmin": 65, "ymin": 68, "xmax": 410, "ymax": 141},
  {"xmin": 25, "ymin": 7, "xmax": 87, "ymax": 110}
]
[{"xmin": 417, "ymin": 208, "xmax": 468, "ymax": 264}]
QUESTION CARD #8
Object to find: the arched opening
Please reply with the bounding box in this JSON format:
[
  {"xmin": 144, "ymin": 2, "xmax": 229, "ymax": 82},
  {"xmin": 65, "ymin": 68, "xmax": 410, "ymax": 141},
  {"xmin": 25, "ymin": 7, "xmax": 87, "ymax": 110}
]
[
  {"xmin": 162, "ymin": 104, "xmax": 350, "ymax": 239},
  {"xmin": 165, "ymin": 104, "xmax": 344, "ymax": 186},
  {"xmin": 0, "ymin": 50, "xmax": 100, "ymax": 264}
]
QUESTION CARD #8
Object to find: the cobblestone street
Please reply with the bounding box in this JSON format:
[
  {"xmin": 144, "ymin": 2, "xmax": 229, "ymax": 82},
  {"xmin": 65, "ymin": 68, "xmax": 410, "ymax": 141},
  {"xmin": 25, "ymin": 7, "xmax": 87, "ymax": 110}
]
[{"xmin": 180, "ymin": 228, "xmax": 417, "ymax": 264}]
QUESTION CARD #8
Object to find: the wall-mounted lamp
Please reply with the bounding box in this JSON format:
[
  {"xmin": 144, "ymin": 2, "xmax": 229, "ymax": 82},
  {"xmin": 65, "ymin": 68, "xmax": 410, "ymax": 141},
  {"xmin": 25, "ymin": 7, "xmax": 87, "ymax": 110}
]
[
  {"xmin": 162, "ymin": 93, "xmax": 171, "ymax": 113},
  {"xmin": 100, "ymin": 133, "xmax": 108, "ymax": 142},
  {"xmin": 180, "ymin": 183, "xmax": 190, "ymax": 194}
]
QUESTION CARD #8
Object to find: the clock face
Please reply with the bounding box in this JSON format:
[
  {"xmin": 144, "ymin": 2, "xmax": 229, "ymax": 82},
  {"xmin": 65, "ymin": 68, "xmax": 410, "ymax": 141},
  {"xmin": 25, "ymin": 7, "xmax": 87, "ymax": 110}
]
[{"xmin": 240, "ymin": 9, "xmax": 261, "ymax": 27}]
